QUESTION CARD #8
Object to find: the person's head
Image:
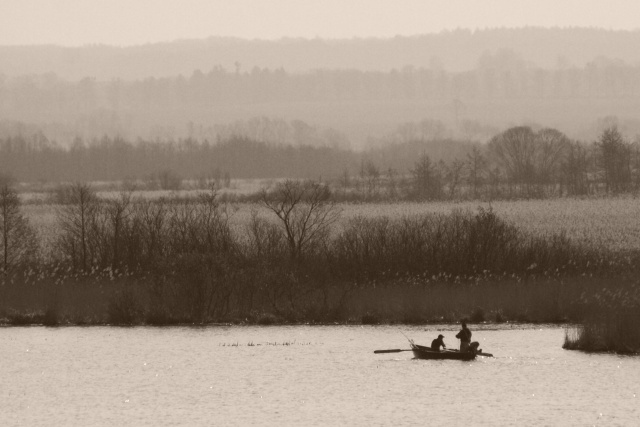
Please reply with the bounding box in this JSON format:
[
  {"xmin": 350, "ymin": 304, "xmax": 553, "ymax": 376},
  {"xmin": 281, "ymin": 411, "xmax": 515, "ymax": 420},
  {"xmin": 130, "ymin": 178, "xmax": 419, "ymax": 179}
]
[
  {"xmin": 461, "ymin": 320, "xmax": 467, "ymax": 328},
  {"xmin": 438, "ymin": 334, "xmax": 444, "ymax": 340}
]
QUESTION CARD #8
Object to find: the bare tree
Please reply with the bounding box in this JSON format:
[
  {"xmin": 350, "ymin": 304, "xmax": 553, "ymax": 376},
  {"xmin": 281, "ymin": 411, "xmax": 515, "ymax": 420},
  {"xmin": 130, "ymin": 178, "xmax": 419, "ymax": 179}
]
[
  {"xmin": 0, "ymin": 184, "xmax": 37, "ymax": 272},
  {"xmin": 410, "ymin": 153, "xmax": 443, "ymax": 200},
  {"xmin": 105, "ymin": 190, "xmax": 133, "ymax": 269},
  {"xmin": 561, "ymin": 141, "xmax": 589, "ymax": 196},
  {"xmin": 597, "ymin": 127, "xmax": 632, "ymax": 193},
  {"xmin": 488, "ymin": 126, "xmax": 537, "ymax": 191},
  {"xmin": 260, "ymin": 180, "xmax": 341, "ymax": 261},
  {"xmin": 135, "ymin": 198, "xmax": 169, "ymax": 267},
  {"xmin": 362, "ymin": 160, "xmax": 381, "ymax": 199},
  {"xmin": 536, "ymin": 128, "xmax": 570, "ymax": 189},
  {"xmin": 56, "ymin": 183, "xmax": 99, "ymax": 271},
  {"xmin": 489, "ymin": 126, "xmax": 571, "ymax": 196}
]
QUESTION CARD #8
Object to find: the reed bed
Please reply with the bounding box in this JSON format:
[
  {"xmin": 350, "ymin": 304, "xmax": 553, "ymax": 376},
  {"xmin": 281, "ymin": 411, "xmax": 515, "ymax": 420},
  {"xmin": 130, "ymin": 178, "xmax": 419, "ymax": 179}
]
[
  {"xmin": 1, "ymin": 272, "xmax": 635, "ymax": 327},
  {"xmin": 563, "ymin": 281, "xmax": 640, "ymax": 353}
]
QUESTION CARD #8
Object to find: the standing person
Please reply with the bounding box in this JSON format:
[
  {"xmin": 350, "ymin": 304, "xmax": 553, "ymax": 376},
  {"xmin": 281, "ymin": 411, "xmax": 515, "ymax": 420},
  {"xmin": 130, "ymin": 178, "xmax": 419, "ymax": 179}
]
[
  {"xmin": 456, "ymin": 320, "xmax": 472, "ymax": 352},
  {"xmin": 430, "ymin": 334, "xmax": 446, "ymax": 351}
]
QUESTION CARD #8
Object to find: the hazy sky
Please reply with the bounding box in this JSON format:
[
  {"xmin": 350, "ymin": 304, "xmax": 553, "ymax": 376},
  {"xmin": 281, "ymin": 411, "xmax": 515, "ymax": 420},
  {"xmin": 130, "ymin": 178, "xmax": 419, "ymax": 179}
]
[{"xmin": 1, "ymin": 0, "xmax": 639, "ymax": 46}]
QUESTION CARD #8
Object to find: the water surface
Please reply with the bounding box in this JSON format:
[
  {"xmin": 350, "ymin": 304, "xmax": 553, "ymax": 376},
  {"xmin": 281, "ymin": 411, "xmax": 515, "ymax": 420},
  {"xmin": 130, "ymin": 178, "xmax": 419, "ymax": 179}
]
[{"xmin": 2, "ymin": 325, "xmax": 638, "ymax": 426}]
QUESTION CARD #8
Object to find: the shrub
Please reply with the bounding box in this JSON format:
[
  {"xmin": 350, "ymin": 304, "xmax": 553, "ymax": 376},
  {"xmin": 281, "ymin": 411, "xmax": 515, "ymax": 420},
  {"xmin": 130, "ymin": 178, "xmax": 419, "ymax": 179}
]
[{"xmin": 331, "ymin": 208, "xmax": 591, "ymax": 279}]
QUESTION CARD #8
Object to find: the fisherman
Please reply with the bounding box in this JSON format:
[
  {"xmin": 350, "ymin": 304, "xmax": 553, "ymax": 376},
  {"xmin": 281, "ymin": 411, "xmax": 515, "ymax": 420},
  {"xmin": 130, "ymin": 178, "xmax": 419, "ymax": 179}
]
[
  {"xmin": 430, "ymin": 334, "xmax": 446, "ymax": 351},
  {"xmin": 456, "ymin": 320, "xmax": 472, "ymax": 352}
]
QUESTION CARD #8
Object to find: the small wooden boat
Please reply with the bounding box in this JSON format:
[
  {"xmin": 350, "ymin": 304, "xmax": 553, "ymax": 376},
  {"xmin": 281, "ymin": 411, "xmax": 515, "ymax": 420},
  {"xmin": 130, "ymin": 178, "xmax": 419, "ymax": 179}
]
[
  {"xmin": 374, "ymin": 337, "xmax": 493, "ymax": 359},
  {"xmin": 410, "ymin": 343, "xmax": 477, "ymax": 361}
]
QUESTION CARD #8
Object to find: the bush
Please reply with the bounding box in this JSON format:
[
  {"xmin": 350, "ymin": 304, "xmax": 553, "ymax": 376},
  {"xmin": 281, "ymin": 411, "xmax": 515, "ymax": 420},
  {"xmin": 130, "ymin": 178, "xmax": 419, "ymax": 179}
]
[{"xmin": 331, "ymin": 208, "xmax": 592, "ymax": 279}]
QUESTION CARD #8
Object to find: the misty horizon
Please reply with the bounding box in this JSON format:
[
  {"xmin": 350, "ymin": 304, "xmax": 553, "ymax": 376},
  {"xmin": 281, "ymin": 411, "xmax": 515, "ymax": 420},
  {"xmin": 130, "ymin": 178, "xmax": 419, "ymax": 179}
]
[
  {"xmin": 3, "ymin": 27, "xmax": 640, "ymax": 149},
  {"xmin": 3, "ymin": 27, "xmax": 640, "ymax": 80},
  {"xmin": 3, "ymin": 25, "xmax": 640, "ymax": 49},
  {"xmin": 3, "ymin": 0, "xmax": 640, "ymax": 46}
]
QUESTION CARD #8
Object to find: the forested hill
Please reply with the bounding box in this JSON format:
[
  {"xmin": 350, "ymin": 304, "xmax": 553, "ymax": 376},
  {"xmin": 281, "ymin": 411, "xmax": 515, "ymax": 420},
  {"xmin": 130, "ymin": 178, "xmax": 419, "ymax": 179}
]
[{"xmin": 2, "ymin": 28, "xmax": 640, "ymax": 79}]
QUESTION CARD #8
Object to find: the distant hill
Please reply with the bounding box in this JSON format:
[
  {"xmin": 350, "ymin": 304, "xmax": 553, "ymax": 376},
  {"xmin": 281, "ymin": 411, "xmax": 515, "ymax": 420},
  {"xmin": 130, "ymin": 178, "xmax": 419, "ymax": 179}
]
[{"xmin": 2, "ymin": 28, "xmax": 640, "ymax": 79}]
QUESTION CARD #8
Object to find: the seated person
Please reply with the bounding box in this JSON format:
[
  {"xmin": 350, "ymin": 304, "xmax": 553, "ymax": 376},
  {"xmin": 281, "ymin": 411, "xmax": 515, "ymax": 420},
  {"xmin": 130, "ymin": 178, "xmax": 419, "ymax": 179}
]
[
  {"xmin": 431, "ymin": 334, "xmax": 446, "ymax": 351},
  {"xmin": 469, "ymin": 341, "xmax": 480, "ymax": 354}
]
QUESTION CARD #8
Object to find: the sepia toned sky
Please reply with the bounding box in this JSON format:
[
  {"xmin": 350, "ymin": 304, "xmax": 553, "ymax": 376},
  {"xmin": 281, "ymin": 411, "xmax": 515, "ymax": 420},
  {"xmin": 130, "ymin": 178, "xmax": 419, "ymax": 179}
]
[{"xmin": 1, "ymin": 0, "xmax": 639, "ymax": 46}]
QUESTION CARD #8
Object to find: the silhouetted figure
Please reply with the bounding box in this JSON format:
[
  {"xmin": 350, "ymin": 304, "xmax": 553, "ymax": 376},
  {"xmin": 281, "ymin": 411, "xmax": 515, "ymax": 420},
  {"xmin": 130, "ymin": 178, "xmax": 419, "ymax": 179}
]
[
  {"xmin": 431, "ymin": 334, "xmax": 446, "ymax": 351},
  {"xmin": 456, "ymin": 321, "xmax": 472, "ymax": 352}
]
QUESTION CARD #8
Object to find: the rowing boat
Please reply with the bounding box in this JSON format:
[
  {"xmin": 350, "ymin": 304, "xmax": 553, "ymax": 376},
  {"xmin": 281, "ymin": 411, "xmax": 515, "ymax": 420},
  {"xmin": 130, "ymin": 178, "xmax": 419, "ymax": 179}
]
[
  {"xmin": 410, "ymin": 343, "xmax": 477, "ymax": 360},
  {"xmin": 374, "ymin": 337, "xmax": 493, "ymax": 358}
]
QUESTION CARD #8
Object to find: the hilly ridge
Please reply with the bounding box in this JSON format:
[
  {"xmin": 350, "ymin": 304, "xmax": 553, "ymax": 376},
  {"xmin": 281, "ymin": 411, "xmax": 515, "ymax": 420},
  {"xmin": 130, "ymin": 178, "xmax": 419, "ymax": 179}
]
[{"xmin": 2, "ymin": 28, "xmax": 640, "ymax": 80}]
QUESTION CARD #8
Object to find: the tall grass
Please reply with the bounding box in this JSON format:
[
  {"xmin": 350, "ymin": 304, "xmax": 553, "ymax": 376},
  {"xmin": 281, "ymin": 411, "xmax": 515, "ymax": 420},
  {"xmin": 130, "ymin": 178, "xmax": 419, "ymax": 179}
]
[{"xmin": 563, "ymin": 281, "xmax": 640, "ymax": 353}]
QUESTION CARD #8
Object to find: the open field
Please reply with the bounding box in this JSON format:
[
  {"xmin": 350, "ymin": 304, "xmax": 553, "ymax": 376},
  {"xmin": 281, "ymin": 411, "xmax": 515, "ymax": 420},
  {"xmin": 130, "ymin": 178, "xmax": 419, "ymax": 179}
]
[
  {"xmin": 17, "ymin": 178, "xmax": 275, "ymax": 203},
  {"xmin": 339, "ymin": 198, "xmax": 640, "ymax": 253}
]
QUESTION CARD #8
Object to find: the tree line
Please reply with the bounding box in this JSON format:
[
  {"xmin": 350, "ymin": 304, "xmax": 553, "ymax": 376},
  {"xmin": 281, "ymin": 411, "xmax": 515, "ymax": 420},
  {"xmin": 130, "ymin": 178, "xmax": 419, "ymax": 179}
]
[
  {"xmin": 353, "ymin": 125, "xmax": 640, "ymax": 200},
  {"xmin": 1, "ymin": 125, "xmax": 639, "ymax": 200},
  {"xmin": 3, "ymin": 55, "xmax": 640, "ymax": 117}
]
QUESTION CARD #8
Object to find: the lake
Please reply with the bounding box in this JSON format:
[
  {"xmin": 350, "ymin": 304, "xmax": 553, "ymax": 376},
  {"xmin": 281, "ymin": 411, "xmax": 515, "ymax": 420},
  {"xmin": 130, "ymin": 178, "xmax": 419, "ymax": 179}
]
[{"xmin": 1, "ymin": 325, "xmax": 638, "ymax": 426}]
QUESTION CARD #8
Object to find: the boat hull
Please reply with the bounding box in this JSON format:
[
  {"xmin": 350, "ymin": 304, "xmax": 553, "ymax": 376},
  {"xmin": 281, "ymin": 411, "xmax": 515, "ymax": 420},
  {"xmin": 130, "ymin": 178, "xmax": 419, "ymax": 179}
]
[{"xmin": 410, "ymin": 344, "xmax": 477, "ymax": 360}]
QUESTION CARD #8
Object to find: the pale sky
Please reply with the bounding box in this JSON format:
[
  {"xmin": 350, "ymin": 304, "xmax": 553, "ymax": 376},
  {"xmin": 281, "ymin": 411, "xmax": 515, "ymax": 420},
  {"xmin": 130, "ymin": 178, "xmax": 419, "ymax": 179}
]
[{"xmin": 1, "ymin": 0, "xmax": 639, "ymax": 46}]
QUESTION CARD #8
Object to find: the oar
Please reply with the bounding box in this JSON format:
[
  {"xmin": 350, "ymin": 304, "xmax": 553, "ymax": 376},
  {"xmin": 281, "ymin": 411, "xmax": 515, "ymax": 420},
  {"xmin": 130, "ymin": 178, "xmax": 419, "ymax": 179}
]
[{"xmin": 374, "ymin": 349, "xmax": 413, "ymax": 354}]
